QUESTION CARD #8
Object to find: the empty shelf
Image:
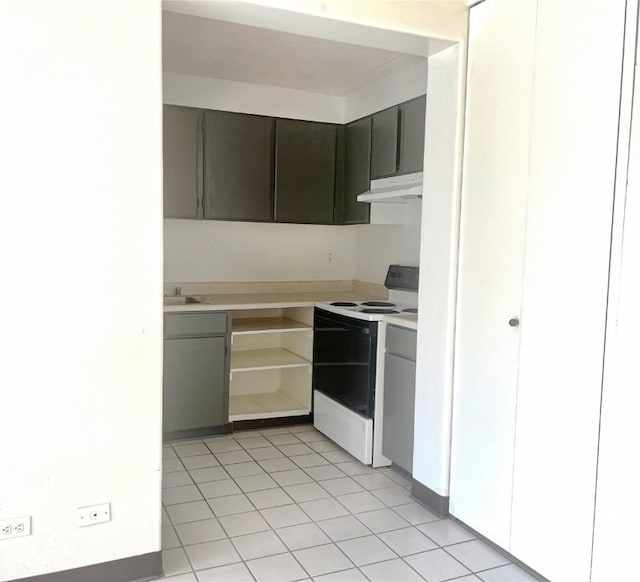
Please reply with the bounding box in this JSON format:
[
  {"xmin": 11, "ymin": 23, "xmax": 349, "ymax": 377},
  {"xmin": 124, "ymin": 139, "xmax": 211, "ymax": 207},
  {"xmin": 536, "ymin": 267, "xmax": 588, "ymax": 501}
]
[
  {"xmin": 229, "ymin": 390, "xmax": 310, "ymax": 421},
  {"xmin": 232, "ymin": 317, "xmax": 310, "ymax": 335},
  {"xmin": 230, "ymin": 348, "xmax": 310, "ymax": 372}
]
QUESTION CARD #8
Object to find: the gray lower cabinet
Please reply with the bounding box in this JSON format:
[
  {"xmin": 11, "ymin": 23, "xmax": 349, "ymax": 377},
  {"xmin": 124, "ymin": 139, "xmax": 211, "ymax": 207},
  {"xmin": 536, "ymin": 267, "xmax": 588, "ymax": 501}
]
[
  {"xmin": 203, "ymin": 110, "xmax": 275, "ymax": 221},
  {"xmin": 274, "ymin": 119, "xmax": 337, "ymax": 224},
  {"xmin": 382, "ymin": 325, "xmax": 417, "ymax": 473},
  {"xmin": 163, "ymin": 105, "xmax": 202, "ymax": 219},
  {"xmin": 163, "ymin": 311, "xmax": 230, "ymax": 440}
]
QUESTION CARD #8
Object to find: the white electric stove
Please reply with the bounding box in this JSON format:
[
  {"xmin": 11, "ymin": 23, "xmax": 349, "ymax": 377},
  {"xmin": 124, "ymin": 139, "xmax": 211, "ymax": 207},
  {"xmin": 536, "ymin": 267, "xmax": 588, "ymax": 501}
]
[
  {"xmin": 315, "ymin": 293, "xmax": 418, "ymax": 322},
  {"xmin": 312, "ymin": 265, "xmax": 419, "ymax": 467}
]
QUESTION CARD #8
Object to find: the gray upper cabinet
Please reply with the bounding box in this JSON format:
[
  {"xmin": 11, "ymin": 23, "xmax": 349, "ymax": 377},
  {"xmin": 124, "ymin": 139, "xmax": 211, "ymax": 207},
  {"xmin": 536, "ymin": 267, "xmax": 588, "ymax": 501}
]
[
  {"xmin": 398, "ymin": 95, "xmax": 426, "ymax": 174},
  {"xmin": 163, "ymin": 105, "xmax": 202, "ymax": 219},
  {"xmin": 370, "ymin": 106, "xmax": 399, "ymax": 179},
  {"xmin": 274, "ymin": 119, "xmax": 337, "ymax": 224},
  {"xmin": 163, "ymin": 97, "xmax": 424, "ymax": 224},
  {"xmin": 370, "ymin": 95, "xmax": 426, "ymax": 180},
  {"xmin": 339, "ymin": 116, "xmax": 371, "ymax": 224},
  {"xmin": 203, "ymin": 110, "xmax": 274, "ymax": 222}
]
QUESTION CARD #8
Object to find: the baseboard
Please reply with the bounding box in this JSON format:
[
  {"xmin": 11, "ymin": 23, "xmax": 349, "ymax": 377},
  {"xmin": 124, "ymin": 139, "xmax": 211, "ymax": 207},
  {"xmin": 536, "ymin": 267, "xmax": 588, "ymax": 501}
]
[
  {"xmin": 411, "ymin": 478, "xmax": 450, "ymax": 517},
  {"xmin": 232, "ymin": 414, "xmax": 312, "ymax": 431},
  {"xmin": 163, "ymin": 423, "xmax": 232, "ymax": 442},
  {"xmin": 16, "ymin": 551, "xmax": 162, "ymax": 582}
]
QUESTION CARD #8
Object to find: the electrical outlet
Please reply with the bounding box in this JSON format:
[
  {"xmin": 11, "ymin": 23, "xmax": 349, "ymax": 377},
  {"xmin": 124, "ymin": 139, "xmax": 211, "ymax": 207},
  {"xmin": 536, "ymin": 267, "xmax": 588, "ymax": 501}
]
[
  {"xmin": 0, "ymin": 516, "xmax": 31, "ymax": 540},
  {"xmin": 77, "ymin": 503, "xmax": 110, "ymax": 527},
  {"xmin": 327, "ymin": 249, "xmax": 335, "ymax": 263}
]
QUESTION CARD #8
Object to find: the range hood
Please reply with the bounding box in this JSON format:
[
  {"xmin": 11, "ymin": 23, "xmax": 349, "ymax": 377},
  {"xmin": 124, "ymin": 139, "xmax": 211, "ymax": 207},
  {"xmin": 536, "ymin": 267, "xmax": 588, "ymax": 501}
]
[{"xmin": 357, "ymin": 172, "xmax": 423, "ymax": 203}]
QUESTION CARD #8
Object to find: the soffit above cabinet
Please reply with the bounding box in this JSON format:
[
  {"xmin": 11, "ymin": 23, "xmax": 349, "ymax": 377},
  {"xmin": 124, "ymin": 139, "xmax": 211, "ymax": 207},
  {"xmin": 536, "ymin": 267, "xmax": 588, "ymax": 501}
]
[{"xmin": 162, "ymin": 10, "xmax": 428, "ymax": 96}]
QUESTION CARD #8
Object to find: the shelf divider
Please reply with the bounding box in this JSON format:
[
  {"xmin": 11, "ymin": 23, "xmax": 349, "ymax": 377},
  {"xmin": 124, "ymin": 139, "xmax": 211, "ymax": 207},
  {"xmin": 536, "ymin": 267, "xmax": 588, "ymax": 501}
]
[{"xmin": 230, "ymin": 347, "xmax": 311, "ymax": 373}]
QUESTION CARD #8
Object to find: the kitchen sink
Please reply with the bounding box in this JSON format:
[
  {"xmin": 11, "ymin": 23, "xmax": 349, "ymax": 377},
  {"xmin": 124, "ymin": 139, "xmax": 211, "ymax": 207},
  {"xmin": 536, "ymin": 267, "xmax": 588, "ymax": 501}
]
[{"xmin": 163, "ymin": 296, "xmax": 202, "ymax": 306}]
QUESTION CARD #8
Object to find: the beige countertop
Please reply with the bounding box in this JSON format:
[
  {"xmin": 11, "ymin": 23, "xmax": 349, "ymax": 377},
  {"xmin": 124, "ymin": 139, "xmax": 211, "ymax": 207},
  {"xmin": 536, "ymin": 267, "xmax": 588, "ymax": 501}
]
[
  {"xmin": 163, "ymin": 291, "xmax": 384, "ymax": 312},
  {"xmin": 384, "ymin": 313, "xmax": 418, "ymax": 331}
]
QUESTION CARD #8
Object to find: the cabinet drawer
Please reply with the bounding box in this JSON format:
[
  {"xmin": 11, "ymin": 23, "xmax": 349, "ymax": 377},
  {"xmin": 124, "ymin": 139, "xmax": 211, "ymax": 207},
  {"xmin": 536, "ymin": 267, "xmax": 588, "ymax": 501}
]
[
  {"xmin": 385, "ymin": 325, "xmax": 417, "ymax": 361},
  {"xmin": 165, "ymin": 312, "xmax": 228, "ymax": 338}
]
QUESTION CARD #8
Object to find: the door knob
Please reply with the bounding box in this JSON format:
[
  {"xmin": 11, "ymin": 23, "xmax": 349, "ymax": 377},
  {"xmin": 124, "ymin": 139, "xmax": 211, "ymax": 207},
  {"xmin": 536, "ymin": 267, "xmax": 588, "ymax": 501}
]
[{"xmin": 508, "ymin": 318, "xmax": 520, "ymax": 327}]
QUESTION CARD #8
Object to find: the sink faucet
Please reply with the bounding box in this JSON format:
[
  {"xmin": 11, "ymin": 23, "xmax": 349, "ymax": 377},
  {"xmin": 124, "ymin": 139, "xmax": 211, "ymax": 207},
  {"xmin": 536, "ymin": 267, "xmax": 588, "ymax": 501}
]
[{"xmin": 175, "ymin": 286, "xmax": 182, "ymax": 296}]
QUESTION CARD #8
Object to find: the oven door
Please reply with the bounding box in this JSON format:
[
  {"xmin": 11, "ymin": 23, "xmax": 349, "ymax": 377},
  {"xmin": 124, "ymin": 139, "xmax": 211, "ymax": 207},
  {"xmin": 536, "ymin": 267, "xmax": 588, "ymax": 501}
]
[{"xmin": 312, "ymin": 307, "xmax": 377, "ymax": 419}]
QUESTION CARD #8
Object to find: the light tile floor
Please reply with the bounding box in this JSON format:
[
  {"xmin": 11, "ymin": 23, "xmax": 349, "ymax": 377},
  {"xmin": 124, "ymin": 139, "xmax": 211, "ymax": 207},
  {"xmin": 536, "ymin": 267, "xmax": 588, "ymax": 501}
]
[{"xmin": 159, "ymin": 425, "xmax": 540, "ymax": 582}]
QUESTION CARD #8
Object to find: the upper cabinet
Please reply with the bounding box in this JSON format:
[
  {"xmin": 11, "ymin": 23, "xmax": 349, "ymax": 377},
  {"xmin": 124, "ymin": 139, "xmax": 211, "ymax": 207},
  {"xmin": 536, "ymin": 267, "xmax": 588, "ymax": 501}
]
[
  {"xmin": 371, "ymin": 107, "xmax": 399, "ymax": 179},
  {"xmin": 274, "ymin": 119, "xmax": 337, "ymax": 224},
  {"xmin": 162, "ymin": 96, "xmax": 425, "ymax": 225},
  {"xmin": 370, "ymin": 95, "xmax": 426, "ymax": 180},
  {"xmin": 398, "ymin": 96, "xmax": 426, "ymax": 174},
  {"xmin": 339, "ymin": 117, "xmax": 372, "ymax": 224},
  {"xmin": 203, "ymin": 111, "xmax": 274, "ymax": 222},
  {"xmin": 163, "ymin": 105, "xmax": 202, "ymax": 219}
]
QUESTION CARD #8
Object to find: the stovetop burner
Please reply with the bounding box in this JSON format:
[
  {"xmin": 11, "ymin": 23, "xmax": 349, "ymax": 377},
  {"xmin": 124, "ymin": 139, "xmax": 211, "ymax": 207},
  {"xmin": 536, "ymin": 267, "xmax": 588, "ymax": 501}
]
[
  {"xmin": 330, "ymin": 301, "xmax": 358, "ymax": 307},
  {"xmin": 360, "ymin": 308, "xmax": 400, "ymax": 314},
  {"xmin": 402, "ymin": 308, "xmax": 418, "ymax": 313},
  {"xmin": 361, "ymin": 301, "xmax": 396, "ymax": 307}
]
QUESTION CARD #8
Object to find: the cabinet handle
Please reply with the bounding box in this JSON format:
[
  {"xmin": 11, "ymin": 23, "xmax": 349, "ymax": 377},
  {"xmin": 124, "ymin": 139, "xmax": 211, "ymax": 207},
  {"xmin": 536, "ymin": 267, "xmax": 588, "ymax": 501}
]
[{"xmin": 508, "ymin": 318, "xmax": 520, "ymax": 327}]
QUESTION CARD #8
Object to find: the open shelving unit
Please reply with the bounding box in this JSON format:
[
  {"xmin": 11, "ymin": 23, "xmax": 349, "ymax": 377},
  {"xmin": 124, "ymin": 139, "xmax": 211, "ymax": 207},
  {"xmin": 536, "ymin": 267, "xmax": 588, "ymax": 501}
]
[{"xmin": 229, "ymin": 307, "xmax": 313, "ymax": 422}]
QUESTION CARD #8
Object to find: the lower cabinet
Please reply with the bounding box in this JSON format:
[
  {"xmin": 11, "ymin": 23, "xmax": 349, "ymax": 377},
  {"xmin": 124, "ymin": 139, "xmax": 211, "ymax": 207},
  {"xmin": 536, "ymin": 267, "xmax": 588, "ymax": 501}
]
[
  {"xmin": 163, "ymin": 311, "xmax": 230, "ymax": 439},
  {"xmin": 382, "ymin": 325, "xmax": 417, "ymax": 473},
  {"xmin": 229, "ymin": 307, "xmax": 313, "ymax": 422}
]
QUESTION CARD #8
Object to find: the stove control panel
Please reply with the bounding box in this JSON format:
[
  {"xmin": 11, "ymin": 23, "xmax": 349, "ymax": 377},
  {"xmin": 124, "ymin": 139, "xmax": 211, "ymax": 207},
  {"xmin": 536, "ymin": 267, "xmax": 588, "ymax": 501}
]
[{"xmin": 384, "ymin": 265, "xmax": 419, "ymax": 292}]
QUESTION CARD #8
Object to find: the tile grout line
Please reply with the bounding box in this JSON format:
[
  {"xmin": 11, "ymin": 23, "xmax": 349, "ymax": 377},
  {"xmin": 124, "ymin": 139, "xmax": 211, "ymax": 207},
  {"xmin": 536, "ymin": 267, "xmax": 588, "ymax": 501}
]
[{"xmin": 165, "ymin": 427, "xmax": 504, "ymax": 582}]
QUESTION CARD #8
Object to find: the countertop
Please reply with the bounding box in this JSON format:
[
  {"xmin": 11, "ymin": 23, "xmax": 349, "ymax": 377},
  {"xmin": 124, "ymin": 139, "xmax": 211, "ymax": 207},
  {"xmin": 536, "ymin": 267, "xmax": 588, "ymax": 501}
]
[
  {"xmin": 164, "ymin": 291, "xmax": 420, "ymax": 332},
  {"xmin": 163, "ymin": 291, "xmax": 383, "ymax": 312},
  {"xmin": 384, "ymin": 313, "xmax": 418, "ymax": 331}
]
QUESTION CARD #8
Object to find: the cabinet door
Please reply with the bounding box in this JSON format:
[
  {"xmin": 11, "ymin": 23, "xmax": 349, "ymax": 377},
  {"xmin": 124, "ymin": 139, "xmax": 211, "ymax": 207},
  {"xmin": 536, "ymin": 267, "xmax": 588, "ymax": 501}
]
[
  {"xmin": 163, "ymin": 105, "xmax": 201, "ymax": 219},
  {"xmin": 450, "ymin": 0, "xmax": 536, "ymax": 550},
  {"xmin": 203, "ymin": 110, "xmax": 274, "ymax": 221},
  {"xmin": 382, "ymin": 352, "xmax": 415, "ymax": 473},
  {"xmin": 163, "ymin": 336, "xmax": 228, "ymax": 436},
  {"xmin": 398, "ymin": 95, "xmax": 426, "ymax": 174},
  {"xmin": 340, "ymin": 117, "xmax": 371, "ymax": 224},
  {"xmin": 509, "ymin": 2, "xmax": 624, "ymax": 580},
  {"xmin": 274, "ymin": 119, "xmax": 336, "ymax": 224},
  {"xmin": 370, "ymin": 106, "xmax": 399, "ymax": 179}
]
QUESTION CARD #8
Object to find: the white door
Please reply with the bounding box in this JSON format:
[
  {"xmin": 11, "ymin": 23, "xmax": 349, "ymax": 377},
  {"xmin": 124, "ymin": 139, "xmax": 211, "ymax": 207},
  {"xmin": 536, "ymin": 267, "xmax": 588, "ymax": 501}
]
[
  {"xmin": 449, "ymin": 0, "xmax": 536, "ymax": 550},
  {"xmin": 510, "ymin": 2, "xmax": 625, "ymax": 580}
]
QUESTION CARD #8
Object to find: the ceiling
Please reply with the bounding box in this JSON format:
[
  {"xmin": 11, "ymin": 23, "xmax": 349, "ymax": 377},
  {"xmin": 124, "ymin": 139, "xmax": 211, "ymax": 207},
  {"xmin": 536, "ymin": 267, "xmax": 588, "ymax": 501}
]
[{"xmin": 162, "ymin": 10, "xmax": 428, "ymax": 97}]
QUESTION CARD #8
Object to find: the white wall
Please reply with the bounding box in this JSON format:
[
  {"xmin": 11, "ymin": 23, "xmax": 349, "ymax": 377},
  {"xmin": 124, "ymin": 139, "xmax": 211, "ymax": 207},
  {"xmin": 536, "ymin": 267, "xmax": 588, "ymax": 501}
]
[
  {"xmin": 354, "ymin": 201, "xmax": 422, "ymax": 284},
  {"xmin": 165, "ymin": 219, "xmax": 356, "ymax": 282},
  {"xmin": 0, "ymin": 1, "xmax": 163, "ymax": 580},
  {"xmin": 412, "ymin": 45, "xmax": 464, "ymax": 495},
  {"xmin": 186, "ymin": 0, "xmax": 469, "ymax": 44},
  {"xmin": 592, "ymin": 2, "xmax": 640, "ymax": 578},
  {"xmin": 345, "ymin": 61, "xmax": 428, "ymax": 122},
  {"xmin": 164, "ymin": 72, "xmax": 345, "ymax": 123}
]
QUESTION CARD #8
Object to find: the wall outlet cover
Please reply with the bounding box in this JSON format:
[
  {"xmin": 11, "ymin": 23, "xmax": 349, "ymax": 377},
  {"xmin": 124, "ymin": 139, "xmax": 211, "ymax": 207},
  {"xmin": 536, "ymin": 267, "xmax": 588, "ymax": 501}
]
[
  {"xmin": 77, "ymin": 503, "xmax": 111, "ymax": 527},
  {"xmin": 0, "ymin": 516, "xmax": 31, "ymax": 540}
]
